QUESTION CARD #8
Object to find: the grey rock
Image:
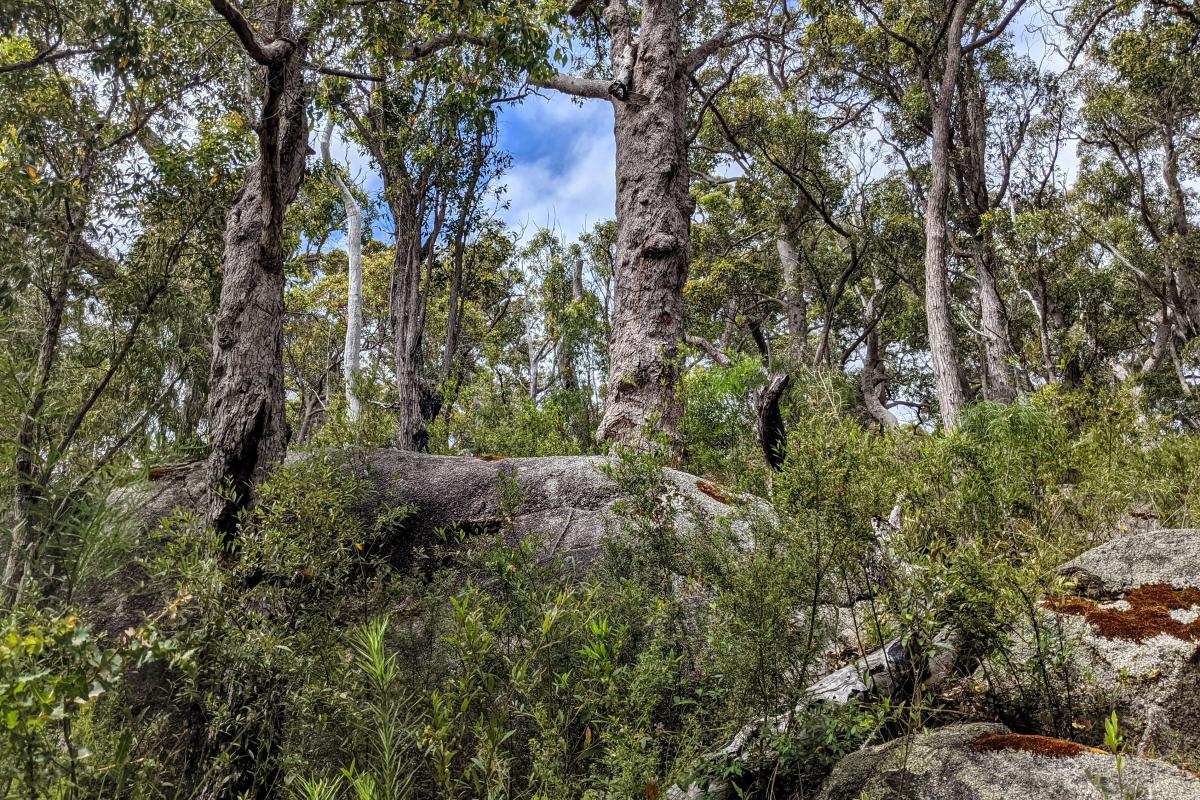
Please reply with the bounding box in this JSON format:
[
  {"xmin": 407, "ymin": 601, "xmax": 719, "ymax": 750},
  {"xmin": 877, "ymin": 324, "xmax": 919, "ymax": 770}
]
[
  {"xmin": 818, "ymin": 722, "xmax": 1200, "ymax": 800},
  {"xmin": 355, "ymin": 451, "xmax": 750, "ymax": 564},
  {"xmin": 1058, "ymin": 528, "xmax": 1200, "ymax": 598},
  {"xmin": 115, "ymin": 451, "xmax": 760, "ymax": 566},
  {"xmin": 1020, "ymin": 529, "xmax": 1200, "ymax": 766}
]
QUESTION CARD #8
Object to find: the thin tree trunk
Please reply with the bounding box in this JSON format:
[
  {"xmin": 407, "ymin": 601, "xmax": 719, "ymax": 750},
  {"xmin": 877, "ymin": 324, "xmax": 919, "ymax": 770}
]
[
  {"xmin": 443, "ymin": 234, "xmax": 465, "ymax": 379},
  {"xmin": 205, "ymin": 42, "xmax": 308, "ymax": 535},
  {"xmin": 776, "ymin": 220, "xmax": 807, "ymax": 358},
  {"xmin": 956, "ymin": 61, "xmax": 1014, "ymax": 402},
  {"xmin": 595, "ymin": 0, "xmax": 692, "ymax": 452},
  {"xmin": 923, "ymin": 0, "xmax": 971, "ymax": 429},
  {"xmin": 443, "ymin": 132, "xmax": 488, "ymax": 381},
  {"xmin": 861, "ymin": 282, "xmax": 899, "ymax": 429},
  {"xmin": 2, "ymin": 273, "xmax": 70, "ymax": 607},
  {"xmin": 321, "ymin": 116, "xmax": 363, "ymax": 422},
  {"xmin": 1162, "ymin": 111, "xmax": 1200, "ymax": 340}
]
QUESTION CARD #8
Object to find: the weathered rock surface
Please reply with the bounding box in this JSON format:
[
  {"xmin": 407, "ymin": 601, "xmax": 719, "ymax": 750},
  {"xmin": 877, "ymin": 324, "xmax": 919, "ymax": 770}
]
[
  {"xmin": 114, "ymin": 451, "xmax": 759, "ymax": 565},
  {"xmin": 1041, "ymin": 529, "xmax": 1200, "ymax": 765},
  {"xmin": 1058, "ymin": 528, "xmax": 1200, "ymax": 598},
  {"xmin": 817, "ymin": 722, "xmax": 1200, "ymax": 800}
]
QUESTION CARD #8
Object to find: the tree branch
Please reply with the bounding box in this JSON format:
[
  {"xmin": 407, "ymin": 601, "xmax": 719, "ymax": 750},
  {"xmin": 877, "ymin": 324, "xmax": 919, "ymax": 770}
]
[
  {"xmin": 683, "ymin": 24, "xmax": 733, "ymax": 72},
  {"xmin": 209, "ymin": 0, "xmax": 293, "ymax": 64},
  {"xmin": 685, "ymin": 333, "xmax": 734, "ymax": 367},
  {"xmin": 0, "ymin": 46, "xmax": 99, "ymax": 75},
  {"xmin": 305, "ymin": 62, "xmax": 381, "ymax": 81},
  {"xmin": 965, "ymin": 0, "xmax": 1031, "ymax": 52},
  {"xmin": 530, "ymin": 73, "xmax": 614, "ymax": 100}
]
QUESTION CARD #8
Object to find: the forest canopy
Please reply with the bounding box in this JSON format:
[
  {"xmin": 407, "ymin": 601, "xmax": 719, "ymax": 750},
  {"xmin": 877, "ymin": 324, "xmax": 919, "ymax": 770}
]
[{"xmin": 1, "ymin": 0, "xmax": 1199, "ymax": 796}]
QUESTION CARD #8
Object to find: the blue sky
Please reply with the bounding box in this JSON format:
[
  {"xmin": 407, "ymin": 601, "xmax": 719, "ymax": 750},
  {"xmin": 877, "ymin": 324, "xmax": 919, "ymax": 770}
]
[
  {"xmin": 325, "ymin": 7, "xmax": 1069, "ymax": 250},
  {"xmin": 495, "ymin": 92, "xmax": 616, "ymax": 241},
  {"xmin": 329, "ymin": 91, "xmax": 616, "ymax": 246}
]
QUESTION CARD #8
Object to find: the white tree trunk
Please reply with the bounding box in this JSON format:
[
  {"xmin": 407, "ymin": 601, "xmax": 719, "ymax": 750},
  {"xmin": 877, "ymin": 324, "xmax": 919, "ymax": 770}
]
[{"xmin": 321, "ymin": 116, "xmax": 363, "ymax": 422}]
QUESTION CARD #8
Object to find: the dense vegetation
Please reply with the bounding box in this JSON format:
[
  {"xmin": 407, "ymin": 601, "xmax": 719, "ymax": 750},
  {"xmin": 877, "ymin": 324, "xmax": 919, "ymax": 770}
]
[{"xmin": 1, "ymin": 0, "xmax": 1199, "ymax": 796}]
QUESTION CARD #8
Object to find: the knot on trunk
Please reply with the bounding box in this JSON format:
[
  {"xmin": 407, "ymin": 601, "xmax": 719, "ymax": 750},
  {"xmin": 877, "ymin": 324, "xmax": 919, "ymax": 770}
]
[{"xmin": 641, "ymin": 232, "xmax": 680, "ymax": 258}]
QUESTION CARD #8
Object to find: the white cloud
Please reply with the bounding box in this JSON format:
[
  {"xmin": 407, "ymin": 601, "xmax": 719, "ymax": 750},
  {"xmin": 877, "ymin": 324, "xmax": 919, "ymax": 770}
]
[{"xmin": 495, "ymin": 94, "xmax": 616, "ymax": 243}]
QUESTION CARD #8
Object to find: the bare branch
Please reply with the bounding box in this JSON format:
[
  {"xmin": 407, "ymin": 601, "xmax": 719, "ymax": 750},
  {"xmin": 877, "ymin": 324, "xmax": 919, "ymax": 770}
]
[
  {"xmin": 305, "ymin": 62, "xmax": 381, "ymax": 82},
  {"xmin": 530, "ymin": 72, "xmax": 613, "ymax": 100},
  {"xmin": 685, "ymin": 333, "xmax": 734, "ymax": 367}
]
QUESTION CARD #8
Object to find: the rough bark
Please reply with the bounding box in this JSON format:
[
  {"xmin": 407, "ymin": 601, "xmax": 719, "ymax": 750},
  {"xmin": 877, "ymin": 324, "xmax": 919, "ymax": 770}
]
[
  {"xmin": 593, "ymin": 0, "xmax": 693, "ymax": 453},
  {"xmin": 923, "ymin": 1, "xmax": 972, "ymax": 430},
  {"xmin": 321, "ymin": 116, "xmax": 363, "ymax": 422},
  {"xmin": 388, "ymin": 182, "xmax": 441, "ymax": 451},
  {"xmin": 205, "ymin": 20, "xmax": 309, "ymax": 535},
  {"xmin": 956, "ymin": 63, "xmax": 1015, "ymax": 403}
]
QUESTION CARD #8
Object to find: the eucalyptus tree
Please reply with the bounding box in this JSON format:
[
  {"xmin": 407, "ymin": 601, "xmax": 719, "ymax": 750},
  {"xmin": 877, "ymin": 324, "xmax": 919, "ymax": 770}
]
[
  {"xmin": 201, "ymin": 0, "xmax": 534, "ymax": 526},
  {"xmin": 532, "ymin": 0, "xmax": 768, "ymax": 452},
  {"xmin": 821, "ymin": 0, "xmax": 1032, "ymax": 428},
  {"xmin": 320, "ymin": 115, "xmax": 364, "ymax": 422},
  {"xmin": 0, "ymin": 0, "xmax": 232, "ymax": 603},
  {"xmin": 326, "ymin": 6, "xmax": 542, "ymax": 451},
  {"xmin": 1076, "ymin": 3, "xmax": 1200, "ymax": 391},
  {"xmin": 202, "ymin": 0, "xmax": 317, "ymax": 534}
]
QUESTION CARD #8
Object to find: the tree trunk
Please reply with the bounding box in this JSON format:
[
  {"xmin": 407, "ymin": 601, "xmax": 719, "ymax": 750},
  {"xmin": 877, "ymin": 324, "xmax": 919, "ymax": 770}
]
[
  {"xmin": 2, "ymin": 272, "xmax": 70, "ymax": 607},
  {"xmin": 975, "ymin": 245, "xmax": 1015, "ymax": 400},
  {"xmin": 1162, "ymin": 111, "xmax": 1200, "ymax": 340},
  {"xmin": 776, "ymin": 219, "xmax": 807, "ymax": 359},
  {"xmin": 923, "ymin": 1, "xmax": 971, "ymax": 430},
  {"xmin": 956, "ymin": 62, "xmax": 1015, "ymax": 403},
  {"xmin": 753, "ymin": 372, "xmax": 790, "ymax": 470},
  {"xmin": 391, "ymin": 195, "xmax": 428, "ymax": 451},
  {"xmin": 443, "ymin": 236, "xmax": 465, "ymax": 380},
  {"xmin": 594, "ymin": 0, "xmax": 692, "ymax": 453},
  {"xmin": 861, "ymin": 282, "xmax": 899, "ymax": 429},
  {"xmin": 205, "ymin": 49, "xmax": 308, "ymax": 536},
  {"xmin": 443, "ymin": 132, "xmax": 488, "ymax": 382},
  {"xmin": 321, "ymin": 116, "xmax": 363, "ymax": 422}
]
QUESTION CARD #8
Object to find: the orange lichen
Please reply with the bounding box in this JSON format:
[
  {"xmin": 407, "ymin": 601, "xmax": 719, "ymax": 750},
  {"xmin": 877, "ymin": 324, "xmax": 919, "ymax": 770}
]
[
  {"xmin": 695, "ymin": 479, "xmax": 732, "ymax": 505},
  {"xmin": 971, "ymin": 733, "xmax": 1103, "ymax": 758},
  {"xmin": 1044, "ymin": 583, "xmax": 1200, "ymax": 643},
  {"xmin": 473, "ymin": 454, "xmax": 507, "ymax": 462}
]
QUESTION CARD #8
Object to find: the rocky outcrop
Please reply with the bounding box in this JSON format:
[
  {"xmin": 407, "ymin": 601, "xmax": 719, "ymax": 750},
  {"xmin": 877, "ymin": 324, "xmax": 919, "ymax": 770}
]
[
  {"xmin": 1042, "ymin": 528, "xmax": 1200, "ymax": 765},
  {"xmin": 114, "ymin": 451, "xmax": 761, "ymax": 565},
  {"xmin": 817, "ymin": 722, "xmax": 1200, "ymax": 800},
  {"xmin": 1058, "ymin": 528, "xmax": 1200, "ymax": 599}
]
